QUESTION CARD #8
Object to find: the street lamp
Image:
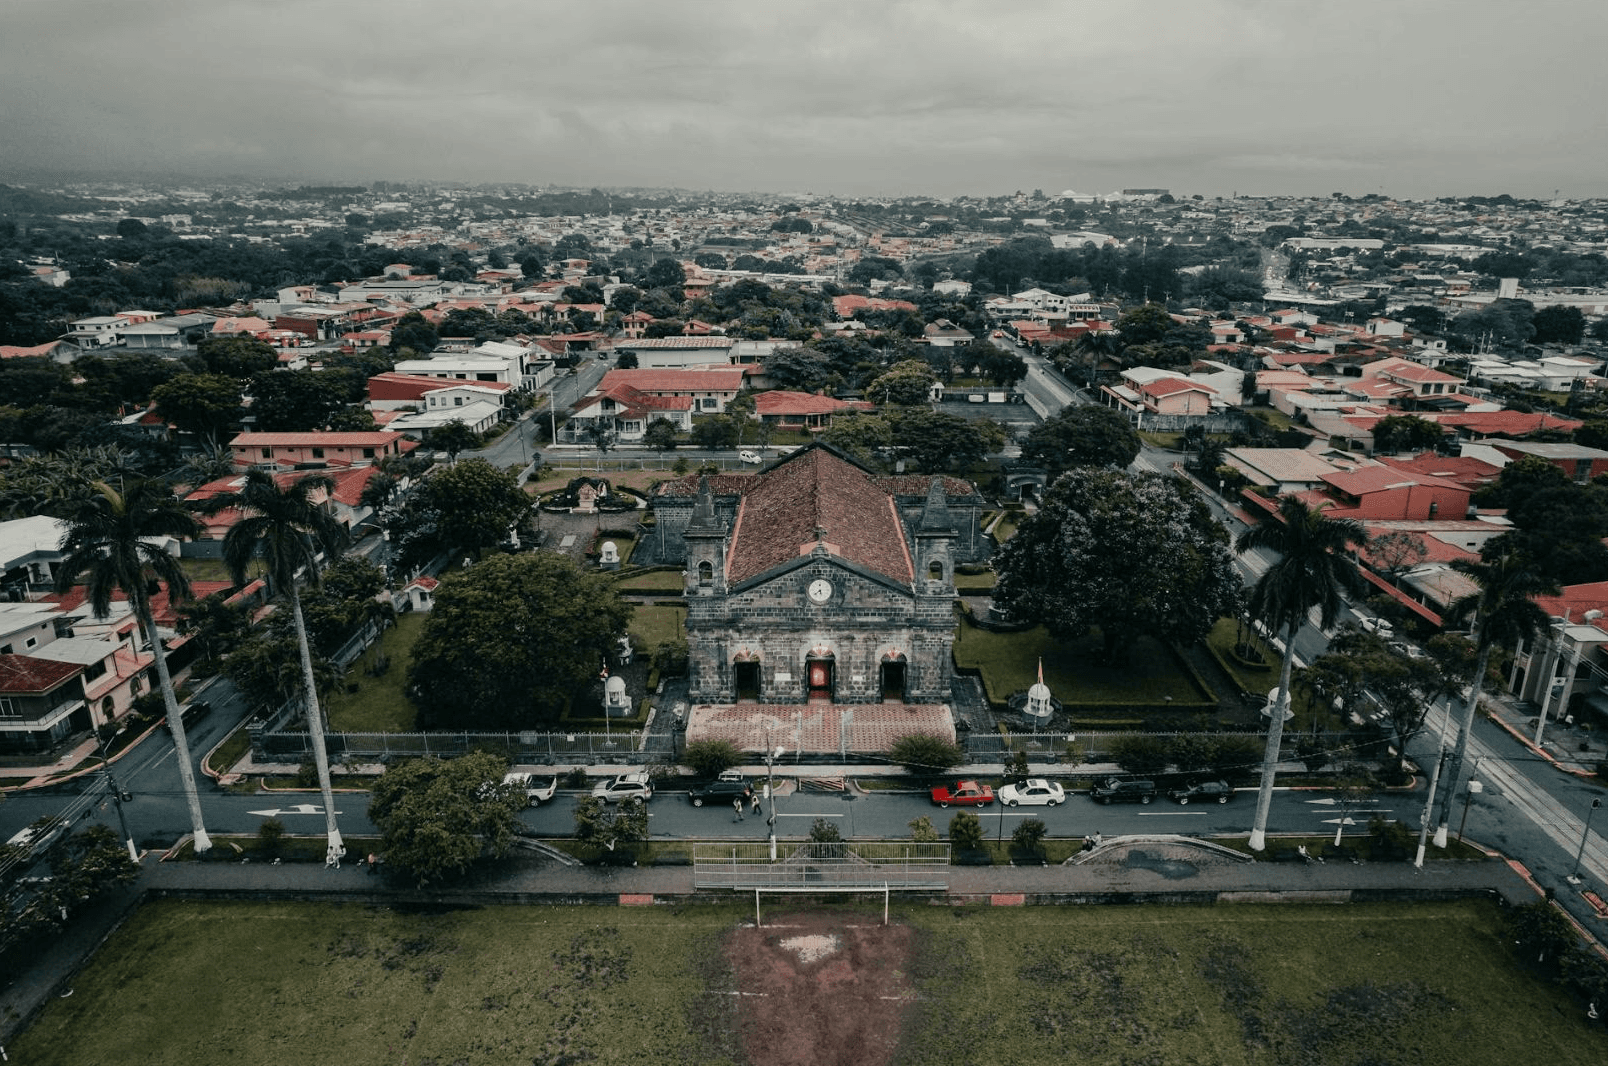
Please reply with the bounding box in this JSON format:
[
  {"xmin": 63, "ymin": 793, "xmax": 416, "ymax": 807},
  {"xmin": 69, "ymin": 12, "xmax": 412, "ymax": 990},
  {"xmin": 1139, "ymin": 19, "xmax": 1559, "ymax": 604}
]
[
  {"xmin": 1571, "ymin": 797, "xmax": 1603, "ymax": 882},
  {"xmin": 765, "ymin": 743, "xmax": 785, "ymax": 862}
]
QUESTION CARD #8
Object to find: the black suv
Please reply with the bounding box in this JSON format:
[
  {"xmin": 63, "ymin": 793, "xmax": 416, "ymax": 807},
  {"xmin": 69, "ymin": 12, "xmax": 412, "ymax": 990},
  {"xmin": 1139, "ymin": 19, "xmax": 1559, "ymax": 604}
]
[
  {"xmin": 687, "ymin": 779, "xmax": 753, "ymax": 807},
  {"xmin": 1090, "ymin": 777, "xmax": 1157, "ymax": 804}
]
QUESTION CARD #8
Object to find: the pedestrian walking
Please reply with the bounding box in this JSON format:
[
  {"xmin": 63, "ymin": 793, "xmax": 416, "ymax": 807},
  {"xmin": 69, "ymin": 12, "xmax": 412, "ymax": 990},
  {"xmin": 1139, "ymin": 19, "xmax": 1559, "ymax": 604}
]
[
  {"xmin": 749, "ymin": 789, "xmax": 761, "ymax": 815},
  {"xmin": 733, "ymin": 795, "xmax": 744, "ymax": 822}
]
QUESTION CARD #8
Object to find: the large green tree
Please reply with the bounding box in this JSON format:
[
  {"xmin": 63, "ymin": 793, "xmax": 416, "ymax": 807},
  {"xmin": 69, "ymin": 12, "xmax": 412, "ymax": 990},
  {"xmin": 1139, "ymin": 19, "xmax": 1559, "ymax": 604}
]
[
  {"xmin": 56, "ymin": 481, "xmax": 211, "ymax": 852},
  {"xmin": 426, "ymin": 419, "xmax": 480, "ymax": 464},
  {"xmin": 867, "ymin": 359, "xmax": 938, "ymax": 406},
  {"xmin": 367, "ymin": 752, "xmax": 526, "ymax": 885},
  {"xmin": 994, "ymin": 469, "xmax": 1241, "ymax": 662},
  {"xmin": 203, "ymin": 469, "xmax": 349, "ymax": 864},
  {"xmin": 1020, "ymin": 404, "xmax": 1140, "ymax": 480},
  {"xmin": 1235, "ymin": 497, "xmax": 1367, "ymax": 851},
  {"xmin": 888, "ymin": 408, "xmax": 1005, "ymax": 472},
  {"xmin": 197, "ymin": 335, "xmax": 278, "ymax": 378},
  {"xmin": 408, "ymin": 552, "xmax": 633, "ymax": 729},
  {"xmin": 248, "ymin": 369, "xmax": 350, "ymax": 432},
  {"xmin": 150, "ymin": 373, "xmax": 243, "ymax": 445}
]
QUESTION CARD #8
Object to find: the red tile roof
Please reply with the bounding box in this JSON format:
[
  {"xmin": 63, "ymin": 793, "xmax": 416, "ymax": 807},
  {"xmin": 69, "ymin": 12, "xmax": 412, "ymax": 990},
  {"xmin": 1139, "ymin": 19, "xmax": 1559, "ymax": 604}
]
[
  {"xmin": 230, "ymin": 431, "xmax": 404, "ymax": 446},
  {"xmin": 0, "ymin": 654, "xmax": 83, "ymax": 693},
  {"xmin": 726, "ymin": 446, "xmax": 915, "ymax": 585},
  {"xmin": 755, "ymin": 391, "xmax": 873, "ymax": 417}
]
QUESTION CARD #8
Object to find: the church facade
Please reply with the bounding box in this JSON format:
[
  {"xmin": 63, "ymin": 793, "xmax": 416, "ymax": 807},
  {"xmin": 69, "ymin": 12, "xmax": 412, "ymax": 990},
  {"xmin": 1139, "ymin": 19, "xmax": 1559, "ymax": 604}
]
[{"xmin": 663, "ymin": 443, "xmax": 979, "ymax": 707}]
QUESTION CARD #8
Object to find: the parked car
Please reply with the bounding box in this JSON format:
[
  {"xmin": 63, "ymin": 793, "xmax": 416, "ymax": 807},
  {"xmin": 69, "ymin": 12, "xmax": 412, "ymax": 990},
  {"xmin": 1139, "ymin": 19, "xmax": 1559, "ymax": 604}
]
[
  {"xmin": 997, "ymin": 778, "xmax": 1065, "ymax": 807},
  {"xmin": 503, "ymin": 772, "xmax": 558, "ymax": 807},
  {"xmin": 930, "ymin": 780, "xmax": 995, "ymax": 808},
  {"xmin": 1090, "ymin": 777, "xmax": 1157, "ymax": 805},
  {"xmin": 1169, "ymin": 779, "xmax": 1233, "ymax": 805},
  {"xmin": 687, "ymin": 778, "xmax": 753, "ymax": 807},
  {"xmin": 590, "ymin": 772, "xmax": 653, "ymax": 804}
]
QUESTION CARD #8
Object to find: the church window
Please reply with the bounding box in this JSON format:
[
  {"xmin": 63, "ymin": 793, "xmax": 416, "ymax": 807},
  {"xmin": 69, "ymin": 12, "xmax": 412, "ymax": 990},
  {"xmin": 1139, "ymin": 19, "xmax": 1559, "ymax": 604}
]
[
  {"xmin": 697, "ymin": 560, "xmax": 713, "ymax": 587},
  {"xmin": 928, "ymin": 560, "xmax": 944, "ymax": 581}
]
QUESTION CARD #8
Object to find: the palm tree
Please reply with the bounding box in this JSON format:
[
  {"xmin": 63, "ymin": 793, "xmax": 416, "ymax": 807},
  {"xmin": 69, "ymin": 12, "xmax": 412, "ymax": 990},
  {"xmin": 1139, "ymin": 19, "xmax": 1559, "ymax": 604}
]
[
  {"xmin": 1236, "ymin": 496, "xmax": 1367, "ymax": 851},
  {"xmin": 1430, "ymin": 549, "xmax": 1555, "ymax": 848},
  {"xmin": 203, "ymin": 469, "xmax": 348, "ymax": 864},
  {"xmin": 56, "ymin": 480, "xmax": 211, "ymax": 852}
]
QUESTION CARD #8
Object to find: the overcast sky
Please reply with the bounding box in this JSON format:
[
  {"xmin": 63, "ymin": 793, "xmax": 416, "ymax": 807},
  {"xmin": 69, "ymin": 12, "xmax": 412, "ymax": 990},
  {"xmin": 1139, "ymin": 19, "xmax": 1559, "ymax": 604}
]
[{"xmin": 4, "ymin": 0, "xmax": 1605, "ymax": 200}]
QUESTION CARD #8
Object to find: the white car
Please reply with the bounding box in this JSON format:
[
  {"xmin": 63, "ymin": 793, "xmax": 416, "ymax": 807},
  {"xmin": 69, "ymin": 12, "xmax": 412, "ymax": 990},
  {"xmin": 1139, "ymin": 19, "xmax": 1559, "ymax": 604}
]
[
  {"xmin": 739, "ymin": 449, "xmax": 762, "ymax": 464},
  {"xmin": 591, "ymin": 772, "xmax": 653, "ymax": 804},
  {"xmin": 997, "ymin": 778, "xmax": 1066, "ymax": 807},
  {"xmin": 503, "ymin": 772, "xmax": 558, "ymax": 807}
]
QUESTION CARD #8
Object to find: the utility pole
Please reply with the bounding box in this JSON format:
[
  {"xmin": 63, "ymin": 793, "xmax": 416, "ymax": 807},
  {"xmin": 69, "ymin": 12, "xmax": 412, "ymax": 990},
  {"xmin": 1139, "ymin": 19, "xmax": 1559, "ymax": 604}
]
[{"xmin": 96, "ymin": 736, "xmax": 139, "ymax": 864}]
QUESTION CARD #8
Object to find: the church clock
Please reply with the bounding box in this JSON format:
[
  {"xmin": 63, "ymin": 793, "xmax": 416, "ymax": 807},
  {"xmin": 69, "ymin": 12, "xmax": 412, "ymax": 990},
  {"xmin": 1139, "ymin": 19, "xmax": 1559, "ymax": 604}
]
[{"xmin": 807, "ymin": 578, "xmax": 834, "ymax": 604}]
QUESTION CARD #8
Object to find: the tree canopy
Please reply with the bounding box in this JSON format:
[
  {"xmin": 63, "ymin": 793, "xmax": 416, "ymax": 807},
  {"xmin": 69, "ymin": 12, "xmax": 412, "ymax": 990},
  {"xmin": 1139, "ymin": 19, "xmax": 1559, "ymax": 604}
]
[
  {"xmin": 385, "ymin": 457, "xmax": 529, "ymax": 569},
  {"xmin": 993, "ymin": 469, "xmax": 1241, "ymax": 661},
  {"xmin": 408, "ymin": 552, "xmax": 633, "ymax": 729},
  {"xmin": 367, "ymin": 752, "xmax": 526, "ymax": 885},
  {"xmin": 1020, "ymin": 404, "xmax": 1140, "ymax": 480}
]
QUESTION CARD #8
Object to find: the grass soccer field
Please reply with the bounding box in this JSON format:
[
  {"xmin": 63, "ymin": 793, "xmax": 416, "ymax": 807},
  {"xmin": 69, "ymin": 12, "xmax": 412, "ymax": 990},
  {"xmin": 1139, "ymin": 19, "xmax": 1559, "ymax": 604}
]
[{"xmin": 10, "ymin": 899, "xmax": 1602, "ymax": 1066}]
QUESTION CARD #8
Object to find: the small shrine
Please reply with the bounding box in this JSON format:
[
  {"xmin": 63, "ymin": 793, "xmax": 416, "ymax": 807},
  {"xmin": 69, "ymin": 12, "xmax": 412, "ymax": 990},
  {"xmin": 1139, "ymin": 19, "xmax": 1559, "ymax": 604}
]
[{"xmin": 603, "ymin": 674, "xmax": 631, "ymax": 718}]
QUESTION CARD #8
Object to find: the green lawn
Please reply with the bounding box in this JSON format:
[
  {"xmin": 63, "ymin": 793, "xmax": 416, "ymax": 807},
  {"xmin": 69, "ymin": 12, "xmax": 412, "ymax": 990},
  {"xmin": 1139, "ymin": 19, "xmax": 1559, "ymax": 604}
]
[
  {"xmin": 178, "ymin": 556, "xmax": 264, "ymax": 584},
  {"xmin": 1205, "ymin": 618, "xmax": 1346, "ymax": 732},
  {"xmin": 953, "ymin": 569, "xmax": 996, "ymax": 593},
  {"xmin": 614, "ymin": 569, "xmax": 687, "ymax": 592},
  {"xmin": 953, "ymin": 616, "xmax": 1208, "ymax": 709},
  {"xmin": 324, "ymin": 612, "xmax": 429, "ymax": 733},
  {"xmin": 10, "ymin": 898, "xmax": 1599, "ymax": 1066},
  {"xmin": 629, "ymin": 602, "xmax": 686, "ymax": 658}
]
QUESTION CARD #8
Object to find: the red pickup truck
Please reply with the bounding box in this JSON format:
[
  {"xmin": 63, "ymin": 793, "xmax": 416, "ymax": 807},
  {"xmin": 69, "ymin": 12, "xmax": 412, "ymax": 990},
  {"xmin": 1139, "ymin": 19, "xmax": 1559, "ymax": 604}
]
[{"xmin": 930, "ymin": 780, "xmax": 995, "ymax": 808}]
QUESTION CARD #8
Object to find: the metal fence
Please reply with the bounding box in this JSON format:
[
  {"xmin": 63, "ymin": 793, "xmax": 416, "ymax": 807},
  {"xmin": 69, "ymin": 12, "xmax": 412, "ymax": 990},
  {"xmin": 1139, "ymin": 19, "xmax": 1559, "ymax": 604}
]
[
  {"xmin": 965, "ymin": 730, "xmax": 1380, "ymax": 766},
  {"xmin": 693, "ymin": 841, "xmax": 950, "ymax": 891},
  {"xmin": 251, "ymin": 727, "xmax": 657, "ymax": 764}
]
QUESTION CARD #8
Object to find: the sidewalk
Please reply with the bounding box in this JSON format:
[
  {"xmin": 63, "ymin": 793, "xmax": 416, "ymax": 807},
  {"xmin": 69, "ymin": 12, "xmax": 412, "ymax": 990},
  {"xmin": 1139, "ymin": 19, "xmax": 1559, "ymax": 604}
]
[{"xmin": 1482, "ymin": 688, "xmax": 1608, "ymax": 778}]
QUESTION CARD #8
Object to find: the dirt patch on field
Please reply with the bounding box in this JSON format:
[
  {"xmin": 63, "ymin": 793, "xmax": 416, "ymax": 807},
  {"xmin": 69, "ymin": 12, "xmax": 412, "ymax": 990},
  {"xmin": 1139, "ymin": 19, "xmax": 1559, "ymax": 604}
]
[{"xmin": 724, "ymin": 911, "xmax": 917, "ymax": 1066}]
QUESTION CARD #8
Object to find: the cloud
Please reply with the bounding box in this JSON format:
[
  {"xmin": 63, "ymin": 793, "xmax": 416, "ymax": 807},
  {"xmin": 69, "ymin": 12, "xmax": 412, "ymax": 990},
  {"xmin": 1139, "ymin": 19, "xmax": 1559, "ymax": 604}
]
[{"xmin": 2, "ymin": 0, "xmax": 1605, "ymax": 197}]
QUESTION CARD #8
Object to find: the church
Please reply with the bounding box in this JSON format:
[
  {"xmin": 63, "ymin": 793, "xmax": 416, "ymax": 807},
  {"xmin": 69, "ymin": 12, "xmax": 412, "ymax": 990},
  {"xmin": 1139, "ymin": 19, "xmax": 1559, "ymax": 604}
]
[{"xmin": 650, "ymin": 443, "xmax": 987, "ymax": 754}]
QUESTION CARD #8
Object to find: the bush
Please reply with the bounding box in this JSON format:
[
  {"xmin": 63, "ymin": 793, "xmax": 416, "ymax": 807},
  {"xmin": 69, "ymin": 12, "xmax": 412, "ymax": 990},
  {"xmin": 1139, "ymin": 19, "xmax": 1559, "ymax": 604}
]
[
  {"xmin": 1010, "ymin": 818, "xmax": 1048, "ymax": 857},
  {"xmin": 562, "ymin": 768, "xmax": 588, "ymax": 789},
  {"xmin": 255, "ymin": 818, "xmax": 286, "ymax": 858},
  {"xmin": 948, "ymin": 811, "xmax": 985, "ymax": 851},
  {"xmin": 682, "ymin": 739, "xmax": 742, "ymax": 779},
  {"xmin": 1108, "ymin": 734, "xmax": 1170, "ymax": 776},
  {"xmin": 888, "ymin": 732, "xmax": 965, "ymax": 777},
  {"xmin": 295, "ymin": 759, "xmax": 318, "ymax": 788},
  {"xmin": 908, "ymin": 816, "xmax": 938, "ymax": 843}
]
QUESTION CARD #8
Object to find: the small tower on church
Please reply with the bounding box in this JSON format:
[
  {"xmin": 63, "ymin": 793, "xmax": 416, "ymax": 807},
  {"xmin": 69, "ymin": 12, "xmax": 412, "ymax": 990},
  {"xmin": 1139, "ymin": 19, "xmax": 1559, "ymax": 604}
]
[
  {"xmin": 683, "ymin": 475, "xmax": 727, "ymax": 596},
  {"xmin": 913, "ymin": 476, "xmax": 956, "ymax": 595}
]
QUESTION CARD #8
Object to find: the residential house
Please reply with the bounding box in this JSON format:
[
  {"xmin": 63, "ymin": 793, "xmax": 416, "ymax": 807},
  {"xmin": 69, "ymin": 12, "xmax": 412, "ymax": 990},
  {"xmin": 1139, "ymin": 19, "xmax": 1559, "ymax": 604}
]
[
  {"xmin": 228, "ymin": 431, "xmax": 410, "ymax": 471},
  {"xmin": 754, "ymin": 391, "xmax": 874, "ymax": 432},
  {"xmin": 0, "ymin": 654, "xmax": 88, "ymax": 755},
  {"xmin": 1462, "ymin": 439, "xmax": 1608, "ymax": 483}
]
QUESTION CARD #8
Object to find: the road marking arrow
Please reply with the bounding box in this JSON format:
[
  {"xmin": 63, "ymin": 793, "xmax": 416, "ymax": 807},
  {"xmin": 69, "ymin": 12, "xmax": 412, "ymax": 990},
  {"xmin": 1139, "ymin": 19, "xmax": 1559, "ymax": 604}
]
[
  {"xmin": 247, "ymin": 804, "xmax": 340, "ymax": 817},
  {"xmin": 1306, "ymin": 799, "xmax": 1339, "ymax": 806},
  {"xmin": 1320, "ymin": 817, "xmax": 1360, "ymax": 826}
]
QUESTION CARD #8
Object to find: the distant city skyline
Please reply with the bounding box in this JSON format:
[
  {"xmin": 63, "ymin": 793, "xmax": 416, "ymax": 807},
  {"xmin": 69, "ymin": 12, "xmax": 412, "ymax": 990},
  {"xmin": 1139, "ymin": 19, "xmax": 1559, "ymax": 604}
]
[{"xmin": 4, "ymin": 0, "xmax": 1606, "ymax": 201}]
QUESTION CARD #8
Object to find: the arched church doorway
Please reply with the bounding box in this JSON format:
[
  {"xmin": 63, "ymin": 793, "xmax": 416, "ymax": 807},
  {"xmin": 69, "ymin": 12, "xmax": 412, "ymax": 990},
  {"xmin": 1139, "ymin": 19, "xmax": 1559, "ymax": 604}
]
[
  {"xmin": 805, "ymin": 649, "xmax": 835, "ymax": 702},
  {"xmin": 880, "ymin": 651, "xmax": 907, "ymax": 701},
  {"xmin": 733, "ymin": 651, "xmax": 761, "ymax": 702}
]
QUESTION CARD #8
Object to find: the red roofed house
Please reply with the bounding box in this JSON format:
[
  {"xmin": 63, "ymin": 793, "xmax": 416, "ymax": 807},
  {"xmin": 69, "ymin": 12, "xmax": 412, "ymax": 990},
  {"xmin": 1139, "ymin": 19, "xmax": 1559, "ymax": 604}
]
[
  {"xmin": 1358, "ymin": 356, "xmax": 1465, "ymax": 401},
  {"xmin": 228, "ymin": 431, "xmax": 410, "ymax": 471},
  {"xmin": 0, "ymin": 653, "xmax": 88, "ymax": 755},
  {"xmin": 754, "ymin": 391, "xmax": 874, "ymax": 431},
  {"xmin": 1312, "ymin": 466, "xmax": 1473, "ymax": 521},
  {"xmin": 569, "ymin": 368, "xmax": 746, "ymax": 442},
  {"xmin": 646, "ymin": 443, "xmax": 988, "ymax": 754}
]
